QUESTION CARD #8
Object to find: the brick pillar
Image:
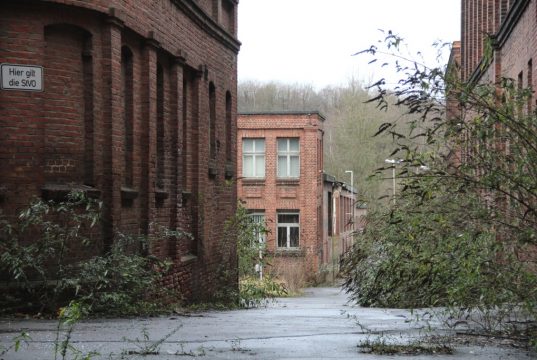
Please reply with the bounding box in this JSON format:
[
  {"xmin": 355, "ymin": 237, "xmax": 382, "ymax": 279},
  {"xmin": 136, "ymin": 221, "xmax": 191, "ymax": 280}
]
[
  {"xmin": 193, "ymin": 66, "xmax": 205, "ymax": 258},
  {"xmin": 101, "ymin": 12, "xmax": 124, "ymax": 252},
  {"xmin": 141, "ymin": 33, "xmax": 159, "ymax": 246},
  {"xmin": 169, "ymin": 52, "xmax": 186, "ymax": 258}
]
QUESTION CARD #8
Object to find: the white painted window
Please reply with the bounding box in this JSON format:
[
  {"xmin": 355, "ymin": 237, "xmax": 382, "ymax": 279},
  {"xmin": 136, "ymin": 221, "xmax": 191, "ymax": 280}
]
[
  {"xmin": 242, "ymin": 138, "xmax": 265, "ymax": 178},
  {"xmin": 277, "ymin": 212, "xmax": 299, "ymax": 248},
  {"xmin": 277, "ymin": 138, "xmax": 300, "ymax": 178},
  {"xmin": 249, "ymin": 212, "xmax": 266, "ymax": 244}
]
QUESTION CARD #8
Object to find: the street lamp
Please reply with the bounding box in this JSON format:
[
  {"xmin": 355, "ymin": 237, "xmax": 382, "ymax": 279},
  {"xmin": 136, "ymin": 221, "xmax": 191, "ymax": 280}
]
[
  {"xmin": 345, "ymin": 170, "xmax": 354, "ymax": 232},
  {"xmin": 385, "ymin": 159, "xmax": 402, "ymax": 205}
]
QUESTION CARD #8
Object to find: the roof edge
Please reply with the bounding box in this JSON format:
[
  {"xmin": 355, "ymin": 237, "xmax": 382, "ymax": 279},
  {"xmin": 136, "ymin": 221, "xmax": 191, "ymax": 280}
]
[{"xmin": 238, "ymin": 110, "xmax": 326, "ymax": 121}]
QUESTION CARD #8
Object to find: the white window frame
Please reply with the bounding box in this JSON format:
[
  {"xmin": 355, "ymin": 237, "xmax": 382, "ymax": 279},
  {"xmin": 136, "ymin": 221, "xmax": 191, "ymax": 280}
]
[
  {"xmin": 242, "ymin": 138, "xmax": 265, "ymax": 178},
  {"xmin": 277, "ymin": 212, "xmax": 300, "ymax": 249},
  {"xmin": 249, "ymin": 212, "xmax": 266, "ymax": 245},
  {"xmin": 277, "ymin": 138, "xmax": 300, "ymax": 178}
]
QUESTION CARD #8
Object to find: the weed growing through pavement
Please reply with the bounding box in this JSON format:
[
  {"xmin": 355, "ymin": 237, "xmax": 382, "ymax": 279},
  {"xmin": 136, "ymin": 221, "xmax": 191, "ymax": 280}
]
[
  {"xmin": 121, "ymin": 325, "xmax": 182, "ymax": 356},
  {"xmin": 358, "ymin": 337, "xmax": 453, "ymax": 355},
  {"xmin": 0, "ymin": 331, "xmax": 31, "ymax": 357}
]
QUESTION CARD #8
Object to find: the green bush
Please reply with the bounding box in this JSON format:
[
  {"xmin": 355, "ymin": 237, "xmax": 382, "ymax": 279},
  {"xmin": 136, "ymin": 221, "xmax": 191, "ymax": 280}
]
[
  {"xmin": 0, "ymin": 192, "xmax": 101, "ymax": 313},
  {"xmin": 63, "ymin": 233, "xmax": 174, "ymax": 316},
  {"xmin": 0, "ymin": 192, "xmax": 182, "ymax": 316}
]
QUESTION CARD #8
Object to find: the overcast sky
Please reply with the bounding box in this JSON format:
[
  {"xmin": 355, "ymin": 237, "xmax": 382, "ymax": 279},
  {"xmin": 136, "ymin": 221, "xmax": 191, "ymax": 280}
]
[{"xmin": 238, "ymin": 0, "xmax": 461, "ymax": 89}]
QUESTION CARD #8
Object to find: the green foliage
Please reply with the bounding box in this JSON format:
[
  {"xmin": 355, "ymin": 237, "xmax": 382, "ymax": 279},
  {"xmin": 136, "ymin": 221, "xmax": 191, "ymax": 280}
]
[
  {"xmin": 358, "ymin": 337, "xmax": 453, "ymax": 355},
  {"xmin": 217, "ymin": 203, "xmax": 287, "ymax": 308},
  {"xmin": 0, "ymin": 192, "xmax": 101, "ymax": 313},
  {"xmin": 342, "ymin": 31, "xmax": 537, "ymax": 342},
  {"xmin": 0, "ymin": 192, "xmax": 183, "ymax": 316},
  {"xmin": 121, "ymin": 326, "xmax": 182, "ymax": 356},
  {"xmin": 0, "ymin": 331, "xmax": 31, "ymax": 357},
  {"xmin": 239, "ymin": 276, "xmax": 287, "ymax": 308},
  {"xmin": 343, "ymin": 178, "xmax": 537, "ymax": 312},
  {"xmin": 63, "ymin": 232, "xmax": 174, "ymax": 316},
  {"xmin": 54, "ymin": 301, "xmax": 99, "ymax": 360}
]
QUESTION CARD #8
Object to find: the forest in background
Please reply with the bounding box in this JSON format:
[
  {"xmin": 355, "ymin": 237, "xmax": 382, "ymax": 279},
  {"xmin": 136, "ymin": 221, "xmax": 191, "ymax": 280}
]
[{"xmin": 238, "ymin": 79, "xmax": 413, "ymax": 204}]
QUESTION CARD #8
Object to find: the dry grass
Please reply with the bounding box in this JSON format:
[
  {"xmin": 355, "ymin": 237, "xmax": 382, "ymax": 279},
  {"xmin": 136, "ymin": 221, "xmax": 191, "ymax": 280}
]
[{"xmin": 269, "ymin": 260, "xmax": 307, "ymax": 296}]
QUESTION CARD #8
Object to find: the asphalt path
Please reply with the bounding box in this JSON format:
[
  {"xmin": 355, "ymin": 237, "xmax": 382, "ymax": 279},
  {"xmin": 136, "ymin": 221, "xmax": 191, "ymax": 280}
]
[{"xmin": 0, "ymin": 287, "xmax": 534, "ymax": 359}]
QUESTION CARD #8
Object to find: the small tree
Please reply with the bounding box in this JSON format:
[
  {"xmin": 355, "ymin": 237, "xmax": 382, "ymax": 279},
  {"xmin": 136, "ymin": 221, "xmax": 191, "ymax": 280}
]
[{"xmin": 342, "ymin": 32, "xmax": 537, "ymax": 337}]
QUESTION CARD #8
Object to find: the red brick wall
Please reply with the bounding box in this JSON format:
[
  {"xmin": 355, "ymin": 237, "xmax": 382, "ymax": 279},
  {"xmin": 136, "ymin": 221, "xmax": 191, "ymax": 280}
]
[
  {"xmin": 237, "ymin": 113, "xmax": 324, "ymax": 281},
  {"xmin": 0, "ymin": 0, "xmax": 239, "ymax": 301},
  {"xmin": 461, "ymin": 0, "xmax": 514, "ymax": 81}
]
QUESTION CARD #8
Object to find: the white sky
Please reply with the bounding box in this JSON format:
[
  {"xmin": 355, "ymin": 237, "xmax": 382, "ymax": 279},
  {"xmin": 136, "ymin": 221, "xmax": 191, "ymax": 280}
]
[{"xmin": 238, "ymin": 0, "xmax": 461, "ymax": 89}]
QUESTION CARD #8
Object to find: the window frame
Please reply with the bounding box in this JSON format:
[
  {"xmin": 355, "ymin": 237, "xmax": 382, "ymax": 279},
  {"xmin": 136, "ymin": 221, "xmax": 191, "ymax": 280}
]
[
  {"xmin": 249, "ymin": 212, "xmax": 266, "ymax": 245},
  {"xmin": 277, "ymin": 211, "xmax": 300, "ymax": 249},
  {"xmin": 242, "ymin": 138, "xmax": 265, "ymax": 178},
  {"xmin": 277, "ymin": 138, "xmax": 300, "ymax": 179}
]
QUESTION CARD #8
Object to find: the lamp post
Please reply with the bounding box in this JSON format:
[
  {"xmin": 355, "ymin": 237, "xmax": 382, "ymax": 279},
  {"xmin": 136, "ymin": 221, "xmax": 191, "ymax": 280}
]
[
  {"xmin": 384, "ymin": 159, "xmax": 401, "ymax": 205},
  {"xmin": 345, "ymin": 170, "xmax": 354, "ymax": 232}
]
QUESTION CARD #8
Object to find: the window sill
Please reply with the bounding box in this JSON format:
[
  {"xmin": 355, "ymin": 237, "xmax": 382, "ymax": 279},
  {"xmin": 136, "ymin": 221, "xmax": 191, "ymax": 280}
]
[
  {"xmin": 208, "ymin": 160, "xmax": 218, "ymax": 179},
  {"xmin": 276, "ymin": 179, "xmax": 300, "ymax": 186},
  {"xmin": 225, "ymin": 163, "xmax": 234, "ymax": 179},
  {"xmin": 242, "ymin": 178, "xmax": 265, "ymax": 186},
  {"xmin": 121, "ymin": 186, "xmax": 139, "ymax": 200},
  {"xmin": 180, "ymin": 253, "xmax": 198, "ymax": 264},
  {"xmin": 273, "ymin": 248, "xmax": 305, "ymax": 257},
  {"xmin": 41, "ymin": 183, "xmax": 101, "ymax": 202}
]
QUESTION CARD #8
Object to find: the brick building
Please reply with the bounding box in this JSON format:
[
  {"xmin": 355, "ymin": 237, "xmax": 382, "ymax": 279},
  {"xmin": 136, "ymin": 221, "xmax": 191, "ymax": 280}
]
[
  {"xmin": 237, "ymin": 111, "xmax": 356, "ymax": 283},
  {"xmin": 447, "ymin": 0, "xmax": 536, "ymax": 163},
  {"xmin": 458, "ymin": 0, "xmax": 535, "ymax": 90},
  {"xmin": 0, "ymin": 0, "xmax": 240, "ymax": 301},
  {"xmin": 322, "ymin": 174, "xmax": 357, "ymax": 278}
]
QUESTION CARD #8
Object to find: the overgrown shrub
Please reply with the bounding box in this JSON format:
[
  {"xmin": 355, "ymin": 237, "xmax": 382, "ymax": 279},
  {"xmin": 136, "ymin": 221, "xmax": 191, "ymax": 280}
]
[
  {"xmin": 62, "ymin": 232, "xmax": 174, "ymax": 316},
  {"xmin": 343, "ymin": 32, "xmax": 537, "ymax": 341},
  {"xmin": 0, "ymin": 192, "xmax": 181, "ymax": 316},
  {"xmin": 0, "ymin": 192, "xmax": 101, "ymax": 313},
  {"xmin": 218, "ymin": 203, "xmax": 287, "ymax": 308}
]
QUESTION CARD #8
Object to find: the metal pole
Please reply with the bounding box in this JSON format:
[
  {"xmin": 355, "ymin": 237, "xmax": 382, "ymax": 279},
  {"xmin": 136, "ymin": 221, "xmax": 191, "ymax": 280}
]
[{"xmin": 392, "ymin": 166, "xmax": 396, "ymax": 205}]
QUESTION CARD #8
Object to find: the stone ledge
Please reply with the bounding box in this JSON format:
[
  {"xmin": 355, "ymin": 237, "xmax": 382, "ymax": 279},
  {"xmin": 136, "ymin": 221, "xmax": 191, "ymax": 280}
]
[
  {"xmin": 155, "ymin": 188, "xmax": 169, "ymax": 200},
  {"xmin": 225, "ymin": 163, "xmax": 234, "ymax": 179},
  {"xmin": 121, "ymin": 186, "xmax": 139, "ymax": 200},
  {"xmin": 41, "ymin": 183, "xmax": 100, "ymax": 202},
  {"xmin": 241, "ymin": 178, "xmax": 265, "ymax": 186},
  {"xmin": 276, "ymin": 179, "xmax": 300, "ymax": 186},
  {"xmin": 180, "ymin": 253, "xmax": 198, "ymax": 264},
  {"xmin": 272, "ymin": 248, "xmax": 305, "ymax": 257}
]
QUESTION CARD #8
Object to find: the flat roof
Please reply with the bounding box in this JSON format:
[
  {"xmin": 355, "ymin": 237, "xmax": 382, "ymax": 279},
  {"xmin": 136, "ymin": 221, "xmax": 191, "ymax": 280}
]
[{"xmin": 239, "ymin": 110, "xmax": 326, "ymax": 121}]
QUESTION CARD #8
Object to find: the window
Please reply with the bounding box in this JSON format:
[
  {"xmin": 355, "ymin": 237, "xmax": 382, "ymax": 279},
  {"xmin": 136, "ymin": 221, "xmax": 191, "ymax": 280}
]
[
  {"xmin": 249, "ymin": 212, "xmax": 266, "ymax": 244},
  {"xmin": 277, "ymin": 138, "xmax": 299, "ymax": 178},
  {"xmin": 277, "ymin": 212, "xmax": 299, "ymax": 248},
  {"xmin": 242, "ymin": 138, "xmax": 265, "ymax": 178}
]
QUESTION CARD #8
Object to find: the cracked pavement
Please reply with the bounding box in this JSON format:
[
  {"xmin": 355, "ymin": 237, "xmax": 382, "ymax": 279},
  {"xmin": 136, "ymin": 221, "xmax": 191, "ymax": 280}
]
[{"xmin": 0, "ymin": 287, "xmax": 535, "ymax": 359}]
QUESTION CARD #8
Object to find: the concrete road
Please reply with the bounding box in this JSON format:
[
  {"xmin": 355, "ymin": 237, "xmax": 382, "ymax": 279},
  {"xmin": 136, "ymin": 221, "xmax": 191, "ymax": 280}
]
[{"xmin": 0, "ymin": 287, "xmax": 534, "ymax": 359}]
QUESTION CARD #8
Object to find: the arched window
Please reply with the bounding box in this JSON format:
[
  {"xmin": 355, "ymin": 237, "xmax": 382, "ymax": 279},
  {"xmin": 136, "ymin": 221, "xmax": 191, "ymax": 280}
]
[{"xmin": 43, "ymin": 24, "xmax": 93, "ymax": 185}]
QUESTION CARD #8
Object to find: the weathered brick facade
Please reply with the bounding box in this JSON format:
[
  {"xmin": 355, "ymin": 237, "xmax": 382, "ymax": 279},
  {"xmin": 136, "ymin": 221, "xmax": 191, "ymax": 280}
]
[
  {"xmin": 460, "ymin": 0, "xmax": 535, "ymax": 89},
  {"xmin": 0, "ymin": 0, "xmax": 240, "ymax": 301},
  {"xmin": 237, "ymin": 112, "xmax": 325, "ymax": 281},
  {"xmin": 237, "ymin": 112, "xmax": 356, "ymax": 282},
  {"xmin": 321, "ymin": 174, "xmax": 357, "ymax": 278}
]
